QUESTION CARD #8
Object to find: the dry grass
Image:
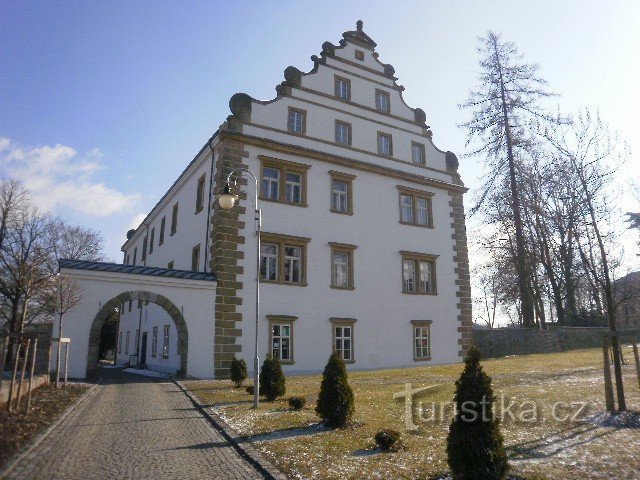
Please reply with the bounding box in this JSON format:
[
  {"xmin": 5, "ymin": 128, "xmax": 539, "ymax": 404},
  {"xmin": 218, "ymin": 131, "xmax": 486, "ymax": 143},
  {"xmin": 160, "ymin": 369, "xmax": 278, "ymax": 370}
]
[{"xmin": 186, "ymin": 348, "xmax": 640, "ymax": 480}]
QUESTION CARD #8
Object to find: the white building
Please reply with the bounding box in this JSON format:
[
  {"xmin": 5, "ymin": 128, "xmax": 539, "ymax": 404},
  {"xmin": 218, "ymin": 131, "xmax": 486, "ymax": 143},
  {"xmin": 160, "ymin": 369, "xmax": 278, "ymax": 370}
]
[{"xmin": 63, "ymin": 21, "xmax": 471, "ymax": 379}]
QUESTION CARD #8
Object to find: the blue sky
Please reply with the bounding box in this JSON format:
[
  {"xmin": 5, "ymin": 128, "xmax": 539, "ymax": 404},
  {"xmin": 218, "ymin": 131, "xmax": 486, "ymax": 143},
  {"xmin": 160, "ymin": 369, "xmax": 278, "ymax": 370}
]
[{"xmin": 1, "ymin": 1, "xmax": 639, "ymax": 270}]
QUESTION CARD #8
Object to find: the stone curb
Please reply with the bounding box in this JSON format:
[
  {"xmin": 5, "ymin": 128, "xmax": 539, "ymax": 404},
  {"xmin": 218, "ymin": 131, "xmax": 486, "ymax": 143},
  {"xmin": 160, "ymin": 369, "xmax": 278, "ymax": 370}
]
[
  {"xmin": 174, "ymin": 380, "xmax": 287, "ymax": 480},
  {"xmin": 0, "ymin": 380, "xmax": 101, "ymax": 479}
]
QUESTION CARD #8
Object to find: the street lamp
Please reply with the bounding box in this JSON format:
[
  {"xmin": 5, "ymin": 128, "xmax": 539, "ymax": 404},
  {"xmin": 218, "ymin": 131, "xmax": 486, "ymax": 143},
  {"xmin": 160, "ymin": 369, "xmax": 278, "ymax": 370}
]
[{"xmin": 218, "ymin": 168, "xmax": 261, "ymax": 409}]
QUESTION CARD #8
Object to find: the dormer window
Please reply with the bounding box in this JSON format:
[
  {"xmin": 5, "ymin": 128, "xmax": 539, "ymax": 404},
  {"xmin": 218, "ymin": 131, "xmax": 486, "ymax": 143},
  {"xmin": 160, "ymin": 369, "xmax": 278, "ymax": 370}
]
[
  {"xmin": 288, "ymin": 107, "xmax": 306, "ymax": 134},
  {"xmin": 375, "ymin": 90, "xmax": 390, "ymax": 113},
  {"xmin": 334, "ymin": 76, "xmax": 350, "ymax": 100}
]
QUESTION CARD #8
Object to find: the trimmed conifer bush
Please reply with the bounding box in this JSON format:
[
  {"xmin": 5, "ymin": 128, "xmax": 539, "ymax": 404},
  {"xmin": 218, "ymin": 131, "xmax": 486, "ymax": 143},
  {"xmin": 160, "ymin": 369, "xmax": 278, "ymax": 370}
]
[
  {"xmin": 246, "ymin": 385, "xmax": 254, "ymax": 395},
  {"xmin": 288, "ymin": 396, "xmax": 306, "ymax": 410},
  {"xmin": 315, "ymin": 352, "xmax": 355, "ymax": 427},
  {"xmin": 259, "ymin": 354, "xmax": 286, "ymax": 401},
  {"xmin": 229, "ymin": 357, "xmax": 247, "ymax": 387},
  {"xmin": 374, "ymin": 429, "xmax": 401, "ymax": 451},
  {"xmin": 446, "ymin": 346, "xmax": 508, "ymax": 480}
]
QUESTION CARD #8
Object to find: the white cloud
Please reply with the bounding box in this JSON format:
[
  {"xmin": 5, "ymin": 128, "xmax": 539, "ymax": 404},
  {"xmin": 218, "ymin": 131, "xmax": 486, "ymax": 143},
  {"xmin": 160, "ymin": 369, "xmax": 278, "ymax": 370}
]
[
  {"xmin": 0, "ymin": 138, "xmax": 139, "ymax": 217},
  {"xmin": 128, "ymin": 213, "xmax": 147, "ymax": 231}
]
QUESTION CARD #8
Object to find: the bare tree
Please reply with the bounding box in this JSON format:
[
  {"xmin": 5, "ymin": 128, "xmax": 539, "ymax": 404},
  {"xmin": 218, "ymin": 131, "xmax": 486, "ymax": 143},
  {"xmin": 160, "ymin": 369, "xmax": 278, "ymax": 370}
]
[{"xmin": 461, "ymin": 31, "xmax": 555, "ymax": 327}]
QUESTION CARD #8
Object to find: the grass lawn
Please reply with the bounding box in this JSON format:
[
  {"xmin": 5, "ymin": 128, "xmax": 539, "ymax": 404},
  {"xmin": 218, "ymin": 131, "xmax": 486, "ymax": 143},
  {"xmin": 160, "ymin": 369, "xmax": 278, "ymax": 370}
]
[
  {"xmin": 186, "ymin": 348, "xmax": 640, "ymax": 480},
  {"xmin": 0, "ymin": 383, "xmax": 89, "ymax": 470}
]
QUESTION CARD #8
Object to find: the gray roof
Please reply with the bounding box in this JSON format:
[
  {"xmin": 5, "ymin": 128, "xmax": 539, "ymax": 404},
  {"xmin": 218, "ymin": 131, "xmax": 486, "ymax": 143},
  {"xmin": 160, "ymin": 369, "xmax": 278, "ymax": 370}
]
[{"xmin": 59, "ymin": 259, "xmax": 217, "ymax": 282}]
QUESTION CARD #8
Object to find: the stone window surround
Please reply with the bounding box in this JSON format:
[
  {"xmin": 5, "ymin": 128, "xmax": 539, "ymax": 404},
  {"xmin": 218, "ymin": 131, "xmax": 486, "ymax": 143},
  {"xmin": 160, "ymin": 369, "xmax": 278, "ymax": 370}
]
[
  {"xmin": 149, "ymin": 227, "xmax": 155, "ymax": 255},
  {"xmin": 411, "ymin": 320, "xmax": 432, "ymax": 361},
  {"xmin": 287, "ymin": 106, "xmax": 307, "ymax": 135},
  {"xmin": 159, "ymin": 216, "xmax": 166, "ymax": 245},
  {"xmin": 329, "ymin": 170, "xmax": 356, "ymax": 215},
  {"xmin": 334, "ymin": 75, "xmax": 351, "ymax": 101},
  {"xmin": 329, "ymin": 242, "xmax": 357, "ymax": 290},
  {"xmin": 330, "ymin": 317, "xmax": 356, "ymax": 364},
  {"xmin": 411, "ymin": 141, "xmax": 426, "ymax": 165},
  {"xmin": 170, "ymin": 203, "xmax": 179, "ymax": 235},
  {"xmin": 377, "ymin": 131, "xmax": 393, "ymax": 156},
  {"xmin": 400, "ymin": 250, "xmax": 439, "ymax": 295},
  {"xmin": 192, "ymin": 244, "xmax": 201, "ymax": 272},
  {"xmin": 334, "ymin": 119, "xmax": 353, "ymax": 146},
  {"xmin": 266, "ymin": 314, "xmax": 297, "ymax": 365},
  {"xmin": 195, "ymin": 173, "xmax": 206, "ymax": 214},
  {"xmin": 258, "ymin": 155, "xmax": 310, "ymax": 207},
  {"xmin": 260, "ymin": 232, "xmax": 310, "ymax": 287},
  {"xmin": 375, "ymin": 88, "xmax": 390, "ymax": 113},
  {"xmin": 397, "ymin": 185, "xmax": 434, "ymax": 228}
]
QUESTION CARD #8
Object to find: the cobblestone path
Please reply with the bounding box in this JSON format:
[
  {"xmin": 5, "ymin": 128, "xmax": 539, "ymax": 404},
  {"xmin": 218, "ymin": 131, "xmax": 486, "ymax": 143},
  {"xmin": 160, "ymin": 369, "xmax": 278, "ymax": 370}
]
[{"xmin": 6, "ymin": 369, "xmax": 265, "ymax": 480}]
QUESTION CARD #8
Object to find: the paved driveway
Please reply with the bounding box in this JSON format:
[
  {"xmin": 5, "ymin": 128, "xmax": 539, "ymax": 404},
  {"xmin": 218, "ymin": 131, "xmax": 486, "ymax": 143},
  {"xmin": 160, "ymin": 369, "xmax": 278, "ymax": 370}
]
[{"xmin": 6, "ymin": 369, "xmax": 265, "ymax": 480}]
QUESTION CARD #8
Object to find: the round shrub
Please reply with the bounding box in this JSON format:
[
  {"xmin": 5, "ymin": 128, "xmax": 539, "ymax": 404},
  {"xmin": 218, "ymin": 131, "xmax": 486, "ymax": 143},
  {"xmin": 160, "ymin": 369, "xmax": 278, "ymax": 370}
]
[
  {"xmin": 259, "ymin": 354, "xmax": 286, "ymax": 401},
  {"xmin": 246, "ymin": 385, "xmax": 254, "ymax": 395},
  {"xmin": 374, "ymin": 429, "xmax": 401, "ymax": 451},
  {"xmin": 230, "ymin": 357, "xmax": 247, "ymax": 387},
  {"xmin": 316, "ymin": 352, "xmax": 355, "ymax": 427},
  {"xmin": 288, "ymin": 396, "xmax": 306, "ymax": 410}
]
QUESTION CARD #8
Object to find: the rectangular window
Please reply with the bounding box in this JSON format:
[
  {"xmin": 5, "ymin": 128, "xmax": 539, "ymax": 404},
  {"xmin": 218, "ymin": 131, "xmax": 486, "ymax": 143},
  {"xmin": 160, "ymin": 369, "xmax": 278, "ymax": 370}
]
[
  {"xmin": 335, "ymin": 120, "xmax": 351, "ymax": 145},
  {"xmin": 412, "ymin": 142, "xmax": 426, "ymax": 165},
  {"xmin": 171, "ymin": 203, "xmax": 179, "ymax": 235},
  {"xmin": 398, "ymin": 186, "xmax": 434, "ymax": 227},
  {"xmin": 159, "ymin": 216, "xmax": 166, "ymax": 245},
  {"xmin": 191, "ymin": 244, "xmax": 201, "ymax": 272},
  {"xmin": 260, "ymin": 233, "xmax": 309, "ymax": 285},
  {"xmin": 401, "ymin": 251, "xmax": 438, "ymax": 294},
  {"xmin": 331, "ymin": 318, "xmax": 355, "ymax": 363},
  {"xmin": 272, "ymin": 324, "xmax": 291, "ymax": 361},
  {"xmin": 162, "ymin": 325, "xmax": 170, "ymax": 358},
  {"xmin": 151, "ymin": 326, "xmax": 158, "ymax": 358},
  {"xmin": 142, "ymin": 235, "xmax": 148, "ymax": 262},
  {"xmin": 330, "ymin": 170, "xmax": 355, "ymax": 215},
  {"xmin": 259, "ymin": 157, "xmax": 309, "ymax": 206},
  {"xmin": 287, "ymin": 107, "xmax": 306, "ymax": 134},
  {"xmin": 149, "ymin": 227, "xmax": 155, "ymax": 255},
  {"xmin": 375, "ymin": 89, "xmax": 390, "ymax": 113},
  {"xmin": 118, "ymin": 332, "xmax": 122, "ymax": 354},
  {"xmin": 195, "ymin": 173, "xmax": 206, "ymax": 213},
  {"xmin": 377, "ymin": 132, "xmax": 392, "ymax": 156},
  {"xmin": 167, "ymin": 260, "xmax": 174, "ymax": 269},
  {"xmin": 125, "ymin": 331, "xmax": 130, "ymax": 354},
  {"xmin": 412, "ymin": 320, "xmax": 432, "ymax": 360},
  {"xmin": 126, "ymin": 254, "xmax": 130, "ymax": 265},
  {"xmin": 133, "ymin": 247, "xmax": 137, "ymax": 266},
  {"xmin": 334, "ymin": 76, "xmax": 351, "ymax": 100},
  {"xmin": 330, "ymin": 242, "xmax": 356, "ymax": 289}
]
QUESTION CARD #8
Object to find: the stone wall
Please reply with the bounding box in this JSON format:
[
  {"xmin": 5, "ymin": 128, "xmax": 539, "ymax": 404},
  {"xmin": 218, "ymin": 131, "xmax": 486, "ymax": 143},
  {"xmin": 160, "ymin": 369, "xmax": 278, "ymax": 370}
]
[{"xmin": 474, "ymin": 325, "xmax": 640, "ymax": 359}]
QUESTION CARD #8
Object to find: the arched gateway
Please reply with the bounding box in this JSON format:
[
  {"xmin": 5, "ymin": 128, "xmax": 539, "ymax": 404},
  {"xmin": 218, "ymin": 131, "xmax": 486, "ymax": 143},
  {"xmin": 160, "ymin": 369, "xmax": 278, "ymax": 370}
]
[
  {"xmin": 58, "ymin": 259, "xmax": 217, "ymax": 379},
  {"xmin": 87, "ymin": 290, "xmax": 189, "ymax": 378}
]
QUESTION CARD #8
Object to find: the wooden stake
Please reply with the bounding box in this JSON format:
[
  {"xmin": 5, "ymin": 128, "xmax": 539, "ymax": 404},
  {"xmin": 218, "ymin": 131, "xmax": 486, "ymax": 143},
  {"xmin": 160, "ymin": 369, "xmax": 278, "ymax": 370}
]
[
  {"xmin": 0, "ymin": 336, "xmax": 8, "ymax": 391},
  {"xmin": 15, "ymin": 339, "xmax": 31, "ymax": 410},
  {"xmin": 603, "ymin": 337, "xmax": 615, "ymax": 413},
  {"xmin": 27, "ymin": 338, "xmax": 38, "ymax": 412},
  {"xmin": 46, "ymin": 342, "xmax": 52, "ymax": 385},
  {"xmin": 7, "ymin": 341, "xmax": 22, "ymax": 412},
  {"xmin": 55, "ymin": 341, "xmax": 61, "ymax": 389},
  {"xmin": 633, "ymin": 339, "xmax": 640, "ymax": 390},
  {"xmin": 64, "ymin": 342, "xmax": 69, "ymax": 387}
]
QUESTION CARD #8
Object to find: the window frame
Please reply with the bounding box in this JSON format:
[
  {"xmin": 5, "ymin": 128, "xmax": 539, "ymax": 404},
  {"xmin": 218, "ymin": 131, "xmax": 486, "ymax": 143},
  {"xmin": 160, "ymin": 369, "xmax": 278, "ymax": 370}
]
[
  {"xmin": 400, "ymin": 251, "xmax": 438, "ymax": 295},
  {"xmin": 192, "ymin": 244, "xmax": 201, "ymax": 272},
  {"xmin": 259, "ymin": 232, "xmax": 310, "ymax": 286},
  {"xmin": 329, "ymin": 242, "xmax": 357, "ymax": 290},
  {"xmin": 133, "ymin": 247, "xmax": 137, "ymax": 266},
  {"xmin": 162, "ymin": 325, "xmax": 170, "ymax": 359},
  {"xmin": 142, "ymin": 235, "xmax": 148, "ymax": 262},
  {"xmin": 287, "ymin": 107, "xmax": 307, "ymax": 135},
  {"xmin": 334, "ymin": 75, "xmax": 351, "ymax": 101},
  {"xmin": 258, "ymin": 156, "xmax": 310, "ymax": 207},
  {"xmin": 149, "ymin": 227, "xmax": 155, "ymax": 255},
  {"xmin": 334, "ymin": 120, "xmax": 352, "ymax": 146},
  {"xmin": 397, "ymin": 186, "xmax": 434, "ymax": 228},
  {"xmin": 151, "ymin": 326, "xmax": 158, "ymax": 358},
  {"xmin": 377, "ymin": 131, "xmax": 393, "ymax": 156},
  {"xmin": 411, "ymin": 142, "xmax": 426, "ymax": 165},
  {"xmin": 267, "ymin": 315, "xmax": 297, "ymax": 365},
  {"xmin": 159, "ymin": 216, "xmax": 166, "ymax": 245},
  {"xmin": 329, "ymin": 170, "xmax": 355, "ymax": 215},
  {"xmin": 375, "ymin": 89, "xmax": 390, "ymax": 113},
  {"xmin": 330, "ymin": 317, "xmax": 356, "ymax": 364},
  {"xmin": 411, "ymin": 320, "xmax": 432, "ymax": 361},
  {"xmin": 195, "ymin": 173, "xmax": 206, "ymax": 213},
  {"xmin": 170, "ymin": 203, "xmax": 179, "ymax": 235}
]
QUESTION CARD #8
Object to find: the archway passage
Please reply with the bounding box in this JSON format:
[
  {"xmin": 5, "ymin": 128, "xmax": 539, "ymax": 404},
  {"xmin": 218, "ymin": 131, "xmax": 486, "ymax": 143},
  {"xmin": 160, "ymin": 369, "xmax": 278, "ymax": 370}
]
[{"xmin": 87, "ymin": 291, "xmax": 189, "ymax": 379}]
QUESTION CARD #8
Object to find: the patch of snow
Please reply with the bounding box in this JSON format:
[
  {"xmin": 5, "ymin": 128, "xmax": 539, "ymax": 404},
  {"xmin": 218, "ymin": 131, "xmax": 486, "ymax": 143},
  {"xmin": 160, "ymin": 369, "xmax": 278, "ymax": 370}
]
[
  {"xmin": 100, "ymin": 364, "xmax": 123, "ymax": 369},
  {"xmin": 123, "ymin": 368, "xmax": 168, "ymax": 378},
  {"xmin": 586, "ymin": 411, "xmax": 640, "ymax": 429}
]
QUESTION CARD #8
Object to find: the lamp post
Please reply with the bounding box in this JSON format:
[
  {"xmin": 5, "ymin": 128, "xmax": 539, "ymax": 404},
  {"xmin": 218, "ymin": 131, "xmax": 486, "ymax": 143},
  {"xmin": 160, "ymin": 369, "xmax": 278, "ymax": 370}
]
[{"xmin": 218, "ymin": 168, "xmax": 261, "ymax": 409}]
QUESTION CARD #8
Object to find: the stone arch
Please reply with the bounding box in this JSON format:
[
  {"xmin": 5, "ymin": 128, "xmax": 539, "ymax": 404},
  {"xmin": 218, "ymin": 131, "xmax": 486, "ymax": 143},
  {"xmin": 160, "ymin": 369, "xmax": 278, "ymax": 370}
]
[{"xmin": 86, "ymin": 290, "xmax": 188, "ymax": 378}]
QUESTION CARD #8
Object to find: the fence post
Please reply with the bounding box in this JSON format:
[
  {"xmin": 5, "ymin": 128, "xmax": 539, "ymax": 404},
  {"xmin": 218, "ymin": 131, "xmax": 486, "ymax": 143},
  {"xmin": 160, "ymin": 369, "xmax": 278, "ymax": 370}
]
[
  {"xmin": 602, "ymin": 335, "xmax": 615, "ymax": 413},
  {"xmin": 7, "ymin": 341, "xmax": 22, "ymax": 412},
  {"xmin": 64, "ymin": 342, "xmax": 69, "ymax": 387},
  {"xmin": 15, "ymin": 339, "xmax": 31, "ymax": 410},
  {"xmin": 55, "ymin": 340, "xmax": 61, "ymax": 389},
  {"xmin": 27, "ymin": 338, "xmax": 38, "ymax": 412}
]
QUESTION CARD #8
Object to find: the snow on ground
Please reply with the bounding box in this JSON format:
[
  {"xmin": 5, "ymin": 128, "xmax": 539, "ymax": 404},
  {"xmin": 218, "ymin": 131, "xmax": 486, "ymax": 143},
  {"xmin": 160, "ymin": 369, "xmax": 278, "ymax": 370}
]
[
  {"xmin": 100, "ymin": 364, "xmax": 122, "ymax": 369},
  {"xmin": 123, "ymin": 368, "xmax": 168, "ymax": 378}
]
